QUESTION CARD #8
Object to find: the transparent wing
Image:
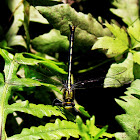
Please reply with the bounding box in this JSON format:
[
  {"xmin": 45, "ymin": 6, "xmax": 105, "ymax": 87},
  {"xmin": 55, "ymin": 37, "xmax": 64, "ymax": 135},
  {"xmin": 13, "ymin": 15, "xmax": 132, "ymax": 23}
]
[
  {"xmin": 73, "ymin": 66, "xmax": 133, "ymax": 89},
  {"xmin": 18, "ymin": 65, "xmax": 133, "ymax": 90},
  {"xmin": 24, "ymin": 64, "xmax": 66, "ymax": 87},
  {"xmin": 104, "ymin": 66, "xmax": 134, "ymax": 88}
]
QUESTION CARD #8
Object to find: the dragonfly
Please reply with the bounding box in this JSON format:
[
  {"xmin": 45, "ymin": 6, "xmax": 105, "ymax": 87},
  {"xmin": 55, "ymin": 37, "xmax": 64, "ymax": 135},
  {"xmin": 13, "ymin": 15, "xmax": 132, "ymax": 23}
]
[
  {"xmin": 52, "ymin": 25, "xmax": 133, "ymax": 110},
  {"xmin": 53, "ymin": 25, "xmax": 76, "ymax": 110},
  {"xmin": 23, "ymin": 24, "xmax": 133, "ymax": 111}
]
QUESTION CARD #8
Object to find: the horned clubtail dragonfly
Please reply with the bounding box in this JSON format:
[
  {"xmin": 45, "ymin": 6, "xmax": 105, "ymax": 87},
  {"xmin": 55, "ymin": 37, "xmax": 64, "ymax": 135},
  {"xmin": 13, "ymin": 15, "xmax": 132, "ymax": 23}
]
[
  {"xmin": 51, "ymin": 25, "xmax": 133, "ymax": 111},
  {"xmin": 21, "ymin": 24, "xmax": 133, "ymax": 112},
  {"xmin": 53, "ymin": 25, "xmax": 76, "ymax": 110}
]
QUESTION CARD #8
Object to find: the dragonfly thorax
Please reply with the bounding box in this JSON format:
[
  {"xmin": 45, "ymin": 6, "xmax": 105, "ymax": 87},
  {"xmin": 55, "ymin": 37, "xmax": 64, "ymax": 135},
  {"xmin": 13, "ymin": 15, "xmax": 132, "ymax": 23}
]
[
  {"xmin": 62, "ymin": 84, "xmax": 75, "ymax": 109},
  {"xmin": 63, "ymin": 87, "xmax": 74, "ymax": 100}
]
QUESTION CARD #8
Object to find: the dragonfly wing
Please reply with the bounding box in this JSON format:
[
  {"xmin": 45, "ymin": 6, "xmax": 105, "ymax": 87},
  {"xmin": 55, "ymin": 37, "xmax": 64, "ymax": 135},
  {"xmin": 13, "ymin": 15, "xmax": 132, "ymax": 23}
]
[
  {"xmin": 74, "ymin": 66, "xmax": 134, "ymax": 89},
  {"xmin": 104, "ymin": 66, "xmax": 134, "ymax": 88}
]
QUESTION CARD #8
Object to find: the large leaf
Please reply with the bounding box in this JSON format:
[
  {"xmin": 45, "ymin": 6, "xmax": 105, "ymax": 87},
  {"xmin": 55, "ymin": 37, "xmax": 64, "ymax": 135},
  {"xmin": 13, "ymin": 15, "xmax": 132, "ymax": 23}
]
[
  {"xmin": 104, "ymin": 52, "xmax": 134, "ymax": 88},
  {"xmin": 7, "ymin": 119, "xmax": 79, "ymax": 140},
  {"xmin": 36, "ymin": 4, "xmax": 111, "ymax": 49},
  {"xmin": 115, "ymin": 79, "xmax": 140, "ymax": 140},
  {"xmin": 127, "ymin": 19, "xmax": 140, "ymax": 49},
  {"xmin": 0, "ymin": 49, "xmax": 66, "ymax": 139},
  {"xmin": 32, "ymin": 29, "xmax": 69, "ymax": 54},
  {"xmin": 7, "ymin": 101, "xmax": 66, "ymax": 119},
  {"xmin": 13, "ymin": 53, "xmax": 65, "ymax": 94},
  {"xmin": 7, "ymin": 116, "xmax": 115, "ymax": 140},
  {"xmin": 92, "ymin": 23, "xmax": 129, "ymax": 58},
  {"xmin": 110, "ymin": 0, "xmax": 139, "ymax": 26}
]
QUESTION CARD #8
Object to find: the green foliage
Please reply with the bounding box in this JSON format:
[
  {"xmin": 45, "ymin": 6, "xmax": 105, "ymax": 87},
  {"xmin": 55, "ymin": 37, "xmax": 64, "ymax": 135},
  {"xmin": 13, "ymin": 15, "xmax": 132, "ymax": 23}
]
[
  {"xmin": 32, "ymin": 29, "xmax": 69, "ymax": 54},
  {"xmin": 115, "ymin": 79, "xmax": 140, "ymax": 140},
  {"xmin": 92, "ymin": 24, "xmax": 128, "ymax": 58},
  {"xmin": 76, "ymin": 116, "xmax": 114, "ymax": 140},
  {"xmin": 110, "ymin": 0, "xmax": 139, "ymax": 26},
  {"xmin": 7, "ymin": 116, "xmax": 114, "ymax": 140},
  {"xmin": 7, "ymin": 119, "xmax": 79, "ymax": 140},
  {"xmin": 0, "ymin": 0, "xmax": 140, "ymax": 139},
  {"xmin": 75, "ymin": 104, "xmax": 91, "ymax": 118},
  {"xmin": 104, "ymin": 53, "xmax": 134, "ymax": 88},
  {"xmin": 92, "ymin": 1, "xmax": 140, "ymax": 88},
  {"xmin": 0, "ymin": 49, "xmax": 66, "ymax": 139},
  {"xmin": 36, "ymin": 4, "xmax": 111, "ymax": 50}
]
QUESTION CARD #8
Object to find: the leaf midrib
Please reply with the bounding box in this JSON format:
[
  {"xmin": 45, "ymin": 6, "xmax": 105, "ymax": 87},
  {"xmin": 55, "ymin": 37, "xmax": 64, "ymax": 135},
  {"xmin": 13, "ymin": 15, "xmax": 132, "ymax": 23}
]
[{"xmin": 0, "ymin": 59, "xmax": 16, "ymax": 139}]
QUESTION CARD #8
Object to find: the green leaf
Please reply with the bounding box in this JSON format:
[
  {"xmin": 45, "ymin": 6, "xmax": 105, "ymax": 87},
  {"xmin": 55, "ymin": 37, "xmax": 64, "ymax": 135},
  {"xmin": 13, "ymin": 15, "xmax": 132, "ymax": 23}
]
[
  {"xmin": 125, "ymin": 79, "xmax": 140, "ymax": 96},
  {"xmin": 7, "ymin": 119, "xmax": 79, "ymax": 140},
  {"xmin": 76, "ymin": 116, "xmax": 114, "ymax": 139},
  {"xmin": 61, "ymin": 108, "xmax": 76, "ymax": 121},
  {"xmin": 7, "ymin": 77, "xmax": 62, "ymax": 95},
  {"xmin": 93, "ymin": 125, "xmax": 108, "ymax": 140},
  {"xmin": 15, "ymin": 53, "xmax": 42, "ymax": 65},
  {"xmin": 75, "ymin": 104, "xmax": 91, "ymax": 118},
  {"xmin": 92, "ymin": 24, "xmax": 128, "ymax": 58},
  {"xmin": 14, "ymin": 53, "xmax": 66, "ymax": 95},
  {"xmin": 110, "ymin": 0, "xmax": 139, "ymax": 26},
  {"xmin": 127, "ymin": 19, "xmax": 140, "ymax": 49},
  {"xmin": 32, "ymin": 29, "xmax": 69, "ymax": 54},
  {"xmin": 115, "ymin": 132, "xmax": 129, "ymax": 140},
  {"xmin": 0, "ymin": 49, "xmax": 24, "ymax": 139},
  {"xmin": 14, "ymin": 53, "xmax": 67, "ymax": 75},
  {"xmin": 116, "ymin": 114, "xmax": 140, "ymax": 140},
  {"xmin": 133, "ymin": 51, "xmax": 140, "ymax": 64},
  {"xmin": 76, "ymin": 116, "xmax": 90, "ymax": 140},
  {"xmin": 27, "ymin": 53, "xmax": 67, "ymax": 75},
  {"xmin": 104, "ymin": 52, "xmax": 134, "ymax": 88},
  {"xmin": 7, "ymin": 101, "xmax": 66, "ymax": 119},
  {"xmin": 87, "ymin": 116, "xmax": 114, "ymax": 139},
  {"xmin": 6, "ymin": 0, "xmax": 24, "ymax": 40},
  {"xmin": 14, "ymin": 53, "xmax": 64, "ymax": 94},
  {"xmin": 115, "ymin": 79, "xmax": 140, "ymax": 140},
  {"xmin": 0, "ymin": 40, "xmax": 13, "ymax": 50},
  {"xmin": 36, "ymin": 4, "xmax": 111, "ymax": 49},
  {"xmin": 30, "ymin": 6, "xmax": 48, "ymax": 24},
  {"xmin": 7, "ymin": 35, "xmax": 27, "ymax": 48},
  {"xmin": 0, "ymin": 49, "xmax": 66, "ymax": 139},
  {"xmin": 106, "ymin": 24, "xmax": 128, "ymax": 45},
  {"xmin": 0, "ymin": 50, "xmax": 64, "ymax": 93}
]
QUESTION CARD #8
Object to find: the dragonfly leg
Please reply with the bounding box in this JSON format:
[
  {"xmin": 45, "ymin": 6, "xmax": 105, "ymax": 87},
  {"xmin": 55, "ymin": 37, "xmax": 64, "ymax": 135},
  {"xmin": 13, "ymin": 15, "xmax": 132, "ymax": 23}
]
[{"xmin": 52, "ymin": 98, "xmax": 63, "ymax": 106}]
